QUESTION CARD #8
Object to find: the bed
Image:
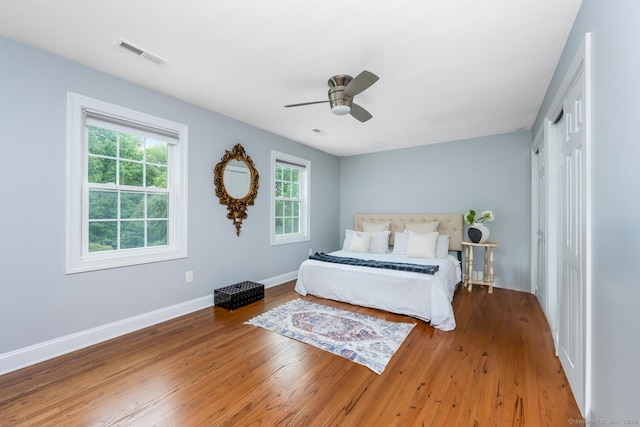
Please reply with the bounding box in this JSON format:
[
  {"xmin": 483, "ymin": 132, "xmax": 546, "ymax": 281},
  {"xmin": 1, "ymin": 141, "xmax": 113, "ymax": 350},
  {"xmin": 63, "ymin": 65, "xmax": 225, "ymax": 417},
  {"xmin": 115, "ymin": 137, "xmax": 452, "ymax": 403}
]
[{"xmin": 295, "ymin": 214, "xmax": 463, "ymax": 331}]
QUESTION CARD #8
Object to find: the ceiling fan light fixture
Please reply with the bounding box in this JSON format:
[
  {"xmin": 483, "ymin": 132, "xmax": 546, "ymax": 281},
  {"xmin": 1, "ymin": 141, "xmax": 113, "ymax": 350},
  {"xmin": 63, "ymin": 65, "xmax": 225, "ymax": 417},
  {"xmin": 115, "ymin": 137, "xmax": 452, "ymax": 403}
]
[
  {"xmin": 331, "ymin": 104, "xmax": 351, "ymax": 115},
  {"xmin": 284, "ymin": 71, "xmax": 377, "ymax": 122}
]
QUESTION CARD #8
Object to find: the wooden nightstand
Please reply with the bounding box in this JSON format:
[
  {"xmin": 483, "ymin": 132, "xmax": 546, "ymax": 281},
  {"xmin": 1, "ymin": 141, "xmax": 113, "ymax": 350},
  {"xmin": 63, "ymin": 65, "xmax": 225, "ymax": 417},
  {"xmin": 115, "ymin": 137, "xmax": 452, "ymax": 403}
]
[{"xmin": 461, "ymin": 240, "xmax": 498, "ymax": 293}]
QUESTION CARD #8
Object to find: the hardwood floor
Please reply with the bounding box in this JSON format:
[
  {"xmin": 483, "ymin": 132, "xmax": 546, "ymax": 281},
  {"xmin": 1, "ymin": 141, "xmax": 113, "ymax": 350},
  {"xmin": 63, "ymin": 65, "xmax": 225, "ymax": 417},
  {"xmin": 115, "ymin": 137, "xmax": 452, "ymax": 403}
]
[{"xmin": 0, "ymin": 282, "xmax": 582, "ymax": 426}]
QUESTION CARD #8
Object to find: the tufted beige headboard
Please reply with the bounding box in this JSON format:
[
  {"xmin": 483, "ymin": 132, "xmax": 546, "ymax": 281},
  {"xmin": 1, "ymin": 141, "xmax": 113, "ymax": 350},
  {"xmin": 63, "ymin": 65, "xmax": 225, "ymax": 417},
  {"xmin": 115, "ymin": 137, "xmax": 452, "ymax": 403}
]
[{"xmin": 353, "ymin": 213, "xmax": 464, "ymax": 252}]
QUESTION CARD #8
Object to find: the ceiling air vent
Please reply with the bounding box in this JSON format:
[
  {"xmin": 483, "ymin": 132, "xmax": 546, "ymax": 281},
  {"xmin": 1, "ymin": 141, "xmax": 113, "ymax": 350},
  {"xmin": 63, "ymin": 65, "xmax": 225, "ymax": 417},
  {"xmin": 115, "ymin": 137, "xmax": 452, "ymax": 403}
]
[{"xmin": 114, "ymin": 38, "xmax": 169, "ymax": 67}]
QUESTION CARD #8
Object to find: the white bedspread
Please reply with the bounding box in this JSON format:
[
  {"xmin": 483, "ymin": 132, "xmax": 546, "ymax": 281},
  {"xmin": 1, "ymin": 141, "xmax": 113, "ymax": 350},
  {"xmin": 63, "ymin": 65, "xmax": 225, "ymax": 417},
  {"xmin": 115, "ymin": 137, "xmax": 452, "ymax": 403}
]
[{"xmin": 295, "ymin": 250, "xmax": 462, "ymax": 331}]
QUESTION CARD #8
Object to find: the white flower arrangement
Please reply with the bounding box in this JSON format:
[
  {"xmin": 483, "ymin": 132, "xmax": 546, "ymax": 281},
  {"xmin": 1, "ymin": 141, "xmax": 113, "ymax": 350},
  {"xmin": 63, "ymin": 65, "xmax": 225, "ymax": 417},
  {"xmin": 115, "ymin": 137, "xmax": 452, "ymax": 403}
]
[{"xmin": 464, "ymin": 209, "xmax": 494, "ymax": 225}]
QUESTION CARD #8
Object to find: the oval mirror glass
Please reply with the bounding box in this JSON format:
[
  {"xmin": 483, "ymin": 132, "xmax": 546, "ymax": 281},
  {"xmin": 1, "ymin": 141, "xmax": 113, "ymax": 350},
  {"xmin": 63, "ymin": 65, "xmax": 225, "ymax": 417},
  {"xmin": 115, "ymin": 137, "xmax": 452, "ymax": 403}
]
[{"xmin": 223, "ymin": 159, "xmax": 251, "ymax": 199}]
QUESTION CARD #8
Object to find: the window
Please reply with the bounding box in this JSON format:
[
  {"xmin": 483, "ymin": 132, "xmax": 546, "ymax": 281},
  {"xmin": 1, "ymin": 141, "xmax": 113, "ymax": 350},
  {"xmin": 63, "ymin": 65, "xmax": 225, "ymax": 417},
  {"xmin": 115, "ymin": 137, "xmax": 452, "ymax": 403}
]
[
  {"xmin": 270, "ymin": 151, "xmax": 310, "ymax": 245},
  {"xmin": 66, "ymin": 93, "xmax": 188, "ymax": 273}
]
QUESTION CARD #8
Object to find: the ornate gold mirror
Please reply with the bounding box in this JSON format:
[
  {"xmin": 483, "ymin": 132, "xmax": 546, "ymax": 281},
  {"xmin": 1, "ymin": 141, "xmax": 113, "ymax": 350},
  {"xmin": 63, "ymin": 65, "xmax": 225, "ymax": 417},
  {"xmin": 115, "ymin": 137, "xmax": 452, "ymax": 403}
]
[{"xmin": 214, "ymin": 144, "xmax": 259, "ymax": 236}]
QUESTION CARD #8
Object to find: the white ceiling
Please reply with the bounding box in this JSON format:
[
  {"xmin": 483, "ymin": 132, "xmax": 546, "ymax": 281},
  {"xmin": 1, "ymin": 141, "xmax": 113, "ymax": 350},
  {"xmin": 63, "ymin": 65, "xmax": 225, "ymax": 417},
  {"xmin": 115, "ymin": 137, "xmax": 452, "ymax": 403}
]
[{"xmin": 0, "ymin": 0, "xmax": 582, "ymax": 157}]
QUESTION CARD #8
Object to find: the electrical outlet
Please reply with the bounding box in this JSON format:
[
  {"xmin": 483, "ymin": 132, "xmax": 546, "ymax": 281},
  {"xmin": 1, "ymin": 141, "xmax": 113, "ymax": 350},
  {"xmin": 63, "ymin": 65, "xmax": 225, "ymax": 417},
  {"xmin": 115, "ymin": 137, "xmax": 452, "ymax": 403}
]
[
  {"xmin": 186, "ymin": 270, "xmax": 194, "ymax": 283},
  {"xmin": 309, "ymin": 248, "xmax": 313, "ymax": 256}
]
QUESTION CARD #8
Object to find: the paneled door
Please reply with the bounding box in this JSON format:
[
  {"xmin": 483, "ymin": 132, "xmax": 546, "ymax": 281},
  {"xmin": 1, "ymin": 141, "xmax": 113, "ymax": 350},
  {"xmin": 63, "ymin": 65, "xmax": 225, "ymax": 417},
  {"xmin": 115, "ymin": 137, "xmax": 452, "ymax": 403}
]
[{"xmin": 557, "ymin": 65, "xmax": 586, "ymax": 413}]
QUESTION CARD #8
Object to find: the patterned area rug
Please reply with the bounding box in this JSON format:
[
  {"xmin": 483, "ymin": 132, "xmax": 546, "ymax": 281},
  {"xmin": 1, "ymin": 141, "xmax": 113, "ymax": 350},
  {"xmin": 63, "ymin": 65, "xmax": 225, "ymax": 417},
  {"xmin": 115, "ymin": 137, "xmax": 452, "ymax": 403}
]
[{"xmin": 245, "ymin": 299, "xmax": 415, "ymax": 374}]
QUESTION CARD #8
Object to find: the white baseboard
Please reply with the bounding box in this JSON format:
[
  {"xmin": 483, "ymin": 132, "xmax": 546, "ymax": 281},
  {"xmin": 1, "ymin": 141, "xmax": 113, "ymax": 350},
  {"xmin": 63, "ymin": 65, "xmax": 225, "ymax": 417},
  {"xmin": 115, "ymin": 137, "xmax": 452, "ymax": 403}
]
[
  {"xmin": 258, "ymin": 270, "xmax": 298, "ymax": 288},
  {"xmin": 0, "ymin": 271, "xmax": 298, "ymax": 376}
]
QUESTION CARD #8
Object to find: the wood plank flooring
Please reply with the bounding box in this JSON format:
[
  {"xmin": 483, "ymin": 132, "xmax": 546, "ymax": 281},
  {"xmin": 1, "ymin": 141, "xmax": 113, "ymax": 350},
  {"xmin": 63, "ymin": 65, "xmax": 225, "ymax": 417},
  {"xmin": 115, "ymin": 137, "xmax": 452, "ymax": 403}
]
[{"xmin": 0, "ymin": 282, "xmax": 583, "ymax": 426}]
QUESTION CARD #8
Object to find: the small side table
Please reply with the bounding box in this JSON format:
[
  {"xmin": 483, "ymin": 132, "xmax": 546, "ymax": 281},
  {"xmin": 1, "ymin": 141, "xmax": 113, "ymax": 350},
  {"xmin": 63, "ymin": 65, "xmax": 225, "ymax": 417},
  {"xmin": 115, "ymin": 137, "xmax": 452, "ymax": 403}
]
[{"xmin": 461, "ymin": 240, "xmax": 498, "ymax": 294}]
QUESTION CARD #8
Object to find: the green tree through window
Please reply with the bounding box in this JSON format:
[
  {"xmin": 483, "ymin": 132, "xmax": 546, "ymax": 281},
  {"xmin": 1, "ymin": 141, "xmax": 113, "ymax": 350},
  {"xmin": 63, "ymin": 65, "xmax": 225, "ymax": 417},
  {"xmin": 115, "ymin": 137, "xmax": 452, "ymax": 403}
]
[
  {"xmin": 274, "ymin": 165, "xmax": 301, "ymax": 235},
  {"xmin": 87, "ymin": 125, "xmax": 169, "ymax": 252}
]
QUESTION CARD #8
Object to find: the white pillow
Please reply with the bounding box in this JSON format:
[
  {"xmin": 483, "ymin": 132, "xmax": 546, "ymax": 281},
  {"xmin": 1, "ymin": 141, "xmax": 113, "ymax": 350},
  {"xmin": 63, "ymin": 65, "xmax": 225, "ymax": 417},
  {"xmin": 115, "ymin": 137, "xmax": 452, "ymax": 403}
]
[
  {"xmin": 342, "ymin": 229, "xmax": 355, "ymax": 250},
  {"xmin": 344, "ymin": 229, "xmax": 390, "ymax": 253},
  {"xmin": 404, "ymin": 221, "xmax": 440, "ymax": 234},
  {"xmin": 435, "ymin": 234, "xmax": 449, "ymax": 258},
  {"xmin": 406, "ymin": 231, "xmax": 439, "ymax": 258},
  {"xmin": 392, "ymin": 231, "xmax": 410, "ymax": 255},
  {"xmin": 362, "ymin": 221, "xmax": 391, "ymax": 232},
  {"xmin": 348, "ymin": 232, "xmax": 372, "ymax": 253},
  {"xmin": 395, "ymin": 231, "xmax": 448, "ymax": 257},
  {"xmin": 368, "ymin": 230, "xmax": 391, "ymax": 253}
]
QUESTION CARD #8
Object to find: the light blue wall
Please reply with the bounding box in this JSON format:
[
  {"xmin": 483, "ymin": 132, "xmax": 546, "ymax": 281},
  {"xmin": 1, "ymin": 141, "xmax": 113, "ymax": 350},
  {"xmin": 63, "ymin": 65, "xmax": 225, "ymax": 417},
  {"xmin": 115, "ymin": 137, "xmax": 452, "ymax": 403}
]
[
  {"xmin": 0, "ymin": 36, "xmax": 340, "ymax": 354},
  {"xmin": 532, "ymin": 0, "xmax": 640, "ymax": 420},
  {"xmin": 339, "ymin": 131, "xmax": 532, "ymax": 292}
]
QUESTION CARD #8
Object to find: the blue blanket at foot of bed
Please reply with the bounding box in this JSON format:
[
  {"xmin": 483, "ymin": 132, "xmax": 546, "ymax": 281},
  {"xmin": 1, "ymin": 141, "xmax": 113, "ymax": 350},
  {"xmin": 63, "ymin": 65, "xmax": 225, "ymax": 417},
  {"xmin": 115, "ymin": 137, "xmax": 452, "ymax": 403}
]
[{"xmin": 309, "ymin": 252, "xmax": 439, "ymax": 275}]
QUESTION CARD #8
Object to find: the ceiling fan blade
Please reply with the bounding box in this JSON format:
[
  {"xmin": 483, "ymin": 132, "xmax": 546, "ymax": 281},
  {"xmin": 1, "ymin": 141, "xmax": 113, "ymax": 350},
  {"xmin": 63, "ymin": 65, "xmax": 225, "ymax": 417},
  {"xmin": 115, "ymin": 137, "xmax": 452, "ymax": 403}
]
[
  {"xmin": 350, "ymin": 103, "xmax": 373, "ymax": 122},
  {"xmin": 344, "ymin": 70, "xmax": 379, "ymax": 97},
  {"xmin": 285, "ymin": 100, "xmax": 329, "ymax": 108}
]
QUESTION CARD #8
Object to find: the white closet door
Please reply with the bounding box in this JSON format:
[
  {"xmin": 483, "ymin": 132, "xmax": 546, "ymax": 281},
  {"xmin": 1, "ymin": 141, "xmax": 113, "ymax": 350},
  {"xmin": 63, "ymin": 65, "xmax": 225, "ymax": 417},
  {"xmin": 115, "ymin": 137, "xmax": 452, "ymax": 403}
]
[{"xmin": 558, "ymin": 66, "xmax": 586, "ymax": 412}]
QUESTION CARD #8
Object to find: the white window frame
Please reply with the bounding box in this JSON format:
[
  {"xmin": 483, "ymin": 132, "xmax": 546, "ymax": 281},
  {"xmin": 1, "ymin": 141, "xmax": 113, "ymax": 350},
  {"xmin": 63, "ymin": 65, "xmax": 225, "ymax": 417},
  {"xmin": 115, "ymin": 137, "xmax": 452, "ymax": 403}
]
[
  {"xmin": 66, "ymin": 92, "xmax": 188, "ymax": 273},
  {"xmin": 270, "ymin": 151, "xmax": 310, "ymax": 245}
]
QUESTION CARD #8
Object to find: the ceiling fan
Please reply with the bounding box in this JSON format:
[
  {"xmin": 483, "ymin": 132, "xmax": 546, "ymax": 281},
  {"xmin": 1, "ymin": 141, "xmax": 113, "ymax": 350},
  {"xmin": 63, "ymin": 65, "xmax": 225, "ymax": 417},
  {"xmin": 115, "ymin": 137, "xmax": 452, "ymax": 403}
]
[{"xmin": 285, "ymin": 71, "xmax": 379, "ymax": 122}]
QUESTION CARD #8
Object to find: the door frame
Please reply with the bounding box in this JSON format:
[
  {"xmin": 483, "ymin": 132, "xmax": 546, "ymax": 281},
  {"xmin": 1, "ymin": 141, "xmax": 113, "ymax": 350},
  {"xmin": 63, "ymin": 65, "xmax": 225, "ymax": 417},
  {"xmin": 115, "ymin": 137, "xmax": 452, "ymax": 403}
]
[{"xmin": 531, "ymin": 127, "xmax": 544, "ymax": 308}]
